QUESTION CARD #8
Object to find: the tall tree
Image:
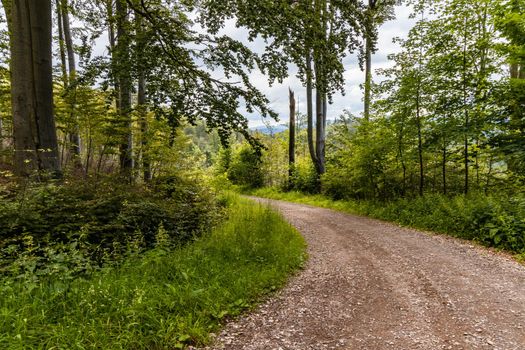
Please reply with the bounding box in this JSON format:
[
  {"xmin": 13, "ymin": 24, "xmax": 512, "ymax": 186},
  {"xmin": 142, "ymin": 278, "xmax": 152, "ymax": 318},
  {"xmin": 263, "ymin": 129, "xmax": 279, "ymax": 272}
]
[
  {"xmin": 362, "ymin": 0, "xmax": 398, "ymax": 121},
  {"xmin": 492, "ymin": 0, "xmax": 525, "ymax": 172},
  {"xmin": 288, "ymin": 88, "xmax": 296, "ymax": 187},
  {"xmin": 4, "ymin": 0, "xmax": 61, "ymax": 177},
  {"xmin": 135, "ymin": 11, "xmax": 151, "ymax": 181},
  {"xmin": 115, "ymin": 0, "xmax": 133, "ymax": 177},
  {"xmin": 200, "ymin": 0, "xmax": 361, "ymax": 181},
  {"xmin": 60, "ymin": 0, "xmax": 82, "ymax": 168}
]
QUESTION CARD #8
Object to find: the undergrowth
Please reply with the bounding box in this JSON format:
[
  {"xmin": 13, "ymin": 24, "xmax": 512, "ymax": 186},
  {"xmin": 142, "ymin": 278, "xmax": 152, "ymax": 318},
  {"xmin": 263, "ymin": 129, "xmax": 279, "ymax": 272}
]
[
  {"xmin": 0, "ymin": 194, "xmax": 306, "ymax": 349},
  {"xmin": 0, "ymin": 175, "xmax": 219, "ymax": 275},
  {"xmin": 248, "ymin": 187, "xmax": 525, "ymax": 258}
]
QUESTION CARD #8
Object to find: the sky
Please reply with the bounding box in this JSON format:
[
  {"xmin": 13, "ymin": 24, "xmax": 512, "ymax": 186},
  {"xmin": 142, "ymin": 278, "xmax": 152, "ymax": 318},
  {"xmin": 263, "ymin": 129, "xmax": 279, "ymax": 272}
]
[
  {"xmin": 87, "ymin": 4, "xmax": 416, "ymax": 128},
  {"xmin": 232, "ymin": 5, "xmax": 416, "ymax": 128}
]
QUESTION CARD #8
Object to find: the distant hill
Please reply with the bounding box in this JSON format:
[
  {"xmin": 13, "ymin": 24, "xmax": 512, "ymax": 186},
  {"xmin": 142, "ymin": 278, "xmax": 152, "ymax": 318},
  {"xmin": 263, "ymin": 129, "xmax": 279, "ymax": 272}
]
[{"xmin": 250, "ymin": 125, "xmax": 287, "ymax": 134}]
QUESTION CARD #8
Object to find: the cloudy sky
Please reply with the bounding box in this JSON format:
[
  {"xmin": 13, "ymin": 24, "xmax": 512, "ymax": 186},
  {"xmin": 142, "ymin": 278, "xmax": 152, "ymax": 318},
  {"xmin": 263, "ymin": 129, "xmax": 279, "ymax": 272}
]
[
  {"xmin": 88, "ymin": 4, "xmax": 416, "ymax": 128},
  {"xmin": 229, "ymin": 5, "xmax": 416, "ymax": 128}
]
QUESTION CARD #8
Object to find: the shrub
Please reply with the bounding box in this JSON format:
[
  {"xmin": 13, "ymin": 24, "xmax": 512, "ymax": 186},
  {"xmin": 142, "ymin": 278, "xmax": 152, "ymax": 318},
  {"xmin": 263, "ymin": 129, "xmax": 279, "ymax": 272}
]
[
  {"xmin": 227, "ymin": 146, "xmax": 264, "ymax": 188},
  {"xmin": 0, "ymin": 175, "xmax": 221, "ymax": 274}
]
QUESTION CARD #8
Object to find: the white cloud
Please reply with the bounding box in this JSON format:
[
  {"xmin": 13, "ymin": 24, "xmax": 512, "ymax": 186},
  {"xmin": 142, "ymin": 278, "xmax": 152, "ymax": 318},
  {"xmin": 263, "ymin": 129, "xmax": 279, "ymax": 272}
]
[
  {"xmin": 82, "ymin": 4, "xmax": 416, "ymax": 128},
  {"xmin": 234, "ymin": 4, "xmax": 416, "ymax": 127}
]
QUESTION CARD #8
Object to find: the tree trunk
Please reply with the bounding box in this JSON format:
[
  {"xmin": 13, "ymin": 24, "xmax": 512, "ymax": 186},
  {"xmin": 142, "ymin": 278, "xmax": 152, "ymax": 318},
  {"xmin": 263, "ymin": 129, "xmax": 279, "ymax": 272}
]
[
  {"xmin": 115, "ymin": 0, "xmax": 133, "ymax": 179},
  {"xmin": 510, "ymin": 63, "xmax": 518, "ymax": 79},
  {"xmin": 10, "ymin": 0, "xmax": 60, "ymax": 177},
  {"xmin": 55, "ymin": 0, "xmax": 68, "ymax": 88},
  {"xmin": 138, "ymin": 72, "xmax": 151, "ymax": 182},
  {"xmin": 312, "ymin": 0, "xmax": 327, "ymax": 179},
  {"xmin": 306, "ymin": 49, "xmax": 318, "ymax": 170},
  {"xmin": 462, "ymin": 18, "xmax": 469, "ymax": 195},
  {"xmin": 364, "ymin": 35, "xmax": 372, "ymax": 121},
  {"xmin": 396, "ymin": 117, "xmax": 406, "ymax": 197},
  {"xmin": 315, "ymin": 87, "xmax": 323, "ymax": 175},
  {"xmin": 288, "ymin": 88, "xmax": 296, "ymax": 188},
  {"xmin": 61, "ymin": 0, "xmax": 81, "ymax": 168},
  {"xmin": 442, "ymin": 138, "xmax": 447, "ymax": 195},
  {"xmin": 416, "ymin": 96, "xmax": 424, "ymax": 197},
  {"xmin": 136, "ymin": 13, "xmax": 151, "ymax": 182}
]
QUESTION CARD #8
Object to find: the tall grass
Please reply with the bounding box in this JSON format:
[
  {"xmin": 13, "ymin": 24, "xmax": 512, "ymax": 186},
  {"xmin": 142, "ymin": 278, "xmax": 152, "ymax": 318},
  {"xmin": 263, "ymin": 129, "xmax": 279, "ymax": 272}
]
[
  {"xmin": 0, "ymin": 195, "xmax": 306, "ymax": 349},
  {"xmin": 249, "ymin": 187, "xmax": 525, "ymax": 256}
]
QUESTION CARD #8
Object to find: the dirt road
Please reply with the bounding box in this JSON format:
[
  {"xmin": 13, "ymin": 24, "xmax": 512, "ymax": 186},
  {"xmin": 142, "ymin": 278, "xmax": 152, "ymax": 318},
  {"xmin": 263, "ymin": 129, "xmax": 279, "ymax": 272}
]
[{"xmin": 204, "ymin": 198, "xmax": 525, "ymax": 350}]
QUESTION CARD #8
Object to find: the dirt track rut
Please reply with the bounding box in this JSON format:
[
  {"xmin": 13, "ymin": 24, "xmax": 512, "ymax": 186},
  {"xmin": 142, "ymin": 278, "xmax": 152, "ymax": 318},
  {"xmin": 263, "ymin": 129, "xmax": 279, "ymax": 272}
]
[{"xmin": 203, "ymin": 198, "xmax": 525, "ymax": 350}]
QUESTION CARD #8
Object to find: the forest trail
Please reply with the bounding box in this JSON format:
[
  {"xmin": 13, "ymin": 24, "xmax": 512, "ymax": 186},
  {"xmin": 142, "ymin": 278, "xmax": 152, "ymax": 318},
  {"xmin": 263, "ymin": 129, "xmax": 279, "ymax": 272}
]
[{"xmin": 202, "ymin": 198, "xmax": 525, "ymax": 350}]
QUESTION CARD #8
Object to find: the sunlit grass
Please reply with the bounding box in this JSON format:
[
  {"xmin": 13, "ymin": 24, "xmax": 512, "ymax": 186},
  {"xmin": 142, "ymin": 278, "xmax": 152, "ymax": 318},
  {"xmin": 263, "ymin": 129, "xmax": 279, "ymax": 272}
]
[{"xmin": 0, "ymin": 194, "xmax": 306, "ymax": 349}]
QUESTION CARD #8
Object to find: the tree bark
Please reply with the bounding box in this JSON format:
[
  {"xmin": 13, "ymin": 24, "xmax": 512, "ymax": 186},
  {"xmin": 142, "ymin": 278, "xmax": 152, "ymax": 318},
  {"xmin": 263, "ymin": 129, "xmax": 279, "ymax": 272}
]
[
  {"xmin": 115, "ymin": 0, "xmax": 133, "ymax": 179},
  {"xmin": 55, "ymin": 0, "xmax": 68, "ymax": 88},
  {"xmin": 288, "ymin": 88, "xmax": 296, "ymax": 187},
  {"xmin": 364, "ymin": 35, "xmax": 372, "ymax": 121},
  {"xmin": 136, "ymin": 13, "xmax": 151, "ymax": 182},
  {"xmin": 138, "ymin": 71, "xmax": 151, "ymax": 182},
  {"xmin": 416, "ymin": 86, "xmax": 424, "ymax": 197},
  {"xmin": 306, "ymin": 49, "xmax": 318, "ymax": 171},
  {"xmin": 10, "ymin": 0, "xmax": 60, "ymax": 177},
  {"xmin": 442, "ymin": 138, "xmax": 447, "ymax": 195},
  {"xmin": 363, "ymin": 0, "xmax": 378, "ymax": 121},
  {"xmin": 462, "ymin": 17, "xmax": 469, "ymax": 195},
  {"xmin": 61, "ymin": 0, "xmax": 81, "ymax": 167}
]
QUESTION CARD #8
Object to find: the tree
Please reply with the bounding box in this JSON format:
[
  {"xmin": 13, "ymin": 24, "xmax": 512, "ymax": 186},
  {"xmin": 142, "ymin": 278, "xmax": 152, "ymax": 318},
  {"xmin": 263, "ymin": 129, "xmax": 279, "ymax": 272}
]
[
  {"xmin": 491, "ymin": 0, "xmax": 525, "ymax": 172},
  {"xmin": 200, "ymin": 0, "xmax": 362, "ymax": 182},
  {"xmin": 288, "ymin": 88, "xmax": 296, "ymax": 187},
  {"xmin": 115, "ymin": 0, "xmax": 133, "ymax": 177},
  {"xmin": 60, "ymin": 0, "xmax": 82, "ymax": 169},
  {"xmin": 362, "ymin": 0, "xmax": 399, "ymax": 121},
  {"xmin": 3, "ymin": 0, "xmax": 61, "ymax": 177},
  {"xmin": 126, "ymin": 0, "xmax": 282, "ymax": 153}
]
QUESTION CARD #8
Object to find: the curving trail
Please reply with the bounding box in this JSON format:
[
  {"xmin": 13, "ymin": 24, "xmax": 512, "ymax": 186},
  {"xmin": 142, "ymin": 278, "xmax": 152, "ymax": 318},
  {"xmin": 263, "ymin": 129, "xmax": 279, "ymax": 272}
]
[{"xmin": 202, "ymin": 198, "xmax": 525, "ymax": 350}]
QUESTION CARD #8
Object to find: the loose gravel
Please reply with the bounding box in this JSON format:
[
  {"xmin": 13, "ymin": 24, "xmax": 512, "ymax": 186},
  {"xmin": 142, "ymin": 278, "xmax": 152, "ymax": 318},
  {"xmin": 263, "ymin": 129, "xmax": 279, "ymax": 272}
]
[{"xmin": 199, "ymin": 198, "xmax": 525, "ymax": 350}]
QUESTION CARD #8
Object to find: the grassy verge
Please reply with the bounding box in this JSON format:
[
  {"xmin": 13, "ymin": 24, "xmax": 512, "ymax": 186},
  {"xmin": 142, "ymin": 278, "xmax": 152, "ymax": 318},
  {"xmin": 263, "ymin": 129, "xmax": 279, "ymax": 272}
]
[
  {"xmin": 248, "ymin": 187, "xmax": 525, "ymax": 259},
  {"xmin": 0, "ymin": 194, "xmax": 306, "ymax": 349}
]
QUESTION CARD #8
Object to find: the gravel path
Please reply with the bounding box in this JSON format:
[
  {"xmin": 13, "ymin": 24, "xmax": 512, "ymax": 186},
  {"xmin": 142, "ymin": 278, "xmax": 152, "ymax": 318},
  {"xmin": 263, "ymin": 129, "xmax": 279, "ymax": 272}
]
[{"xmin": 201, "ymin": 198, "xmax": 525, "ymax": 350}]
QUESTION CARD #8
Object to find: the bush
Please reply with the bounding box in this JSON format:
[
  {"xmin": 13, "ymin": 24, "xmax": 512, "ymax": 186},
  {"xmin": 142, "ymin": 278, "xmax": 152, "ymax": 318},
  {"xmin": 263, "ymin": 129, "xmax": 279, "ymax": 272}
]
[
  {"xmin": 0, "ymin": 176, "xmax": 221, "ymax": 274},
  {"xmin": 227, "ymin": 146, "xmax": 264, "ymax": 188},
  {"xmin": 289, "ymin": 158, "xmax": 318, "ymax": 193}
]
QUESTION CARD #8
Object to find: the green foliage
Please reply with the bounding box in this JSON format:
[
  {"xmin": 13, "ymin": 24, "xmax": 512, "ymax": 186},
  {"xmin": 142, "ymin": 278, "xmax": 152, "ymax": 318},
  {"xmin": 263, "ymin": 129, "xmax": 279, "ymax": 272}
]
[
  {"xmin": 0, "ymin": 195, "xmax": 306, "ymax": 349},
  {"xmin": 290, "ymin": 157, "xmax": 319, "ymax": 194},
  {"xmin": 0, "ymin": 176, "xmax": 220, "ymax": 271},
  {"xmin": 226, "ymin": 144, "xmax": 264, "ymax": 189}
]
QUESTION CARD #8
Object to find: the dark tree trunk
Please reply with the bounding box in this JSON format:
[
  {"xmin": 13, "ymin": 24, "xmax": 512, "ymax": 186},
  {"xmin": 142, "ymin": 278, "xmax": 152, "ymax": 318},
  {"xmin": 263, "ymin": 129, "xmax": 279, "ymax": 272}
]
[
  {"xmin": 136, "ymin": 13, "xmax": 151, "ymax": 182},
  {"xmin": 115, "ymin": 0, "xmax": 133, "ymax": 179},
  {"xmin": 288, "ymin": 88, "xmax": 296, "ymax": 188},
  {"xmin": 138, "ymin": 72, "xmax": 151, "ymax": 182},
  {"xmin": 306, "ymin": 49, "xmax": 318, "ymax": 171},
  {"xmin": 462, "ymin": 16, "xmax": 469, "ymax": 195},
  {"xmin": 55, "ymin": 0, "xmax": 68, "ymax": 87},
  {"xmin": 364, "ymin": 35, "xmax": 372, "ymax": 121},
  {"xmin": 416, "ymin": 85, "xmax": 424, "ymax": 197},
  {"xmin": 61, "ymin": 0, "xmax": 81, "ymax": 167},
  {"xmin": 442, "ymin": 139, "xmax": 447, "ymax": 195},
  {"xmin": 397, "ymin": 118, "xmax": 406, "ymax": 197},
  {"xmin": 9, "ymin": 0, "xmax": 61, "ymax": 177}
]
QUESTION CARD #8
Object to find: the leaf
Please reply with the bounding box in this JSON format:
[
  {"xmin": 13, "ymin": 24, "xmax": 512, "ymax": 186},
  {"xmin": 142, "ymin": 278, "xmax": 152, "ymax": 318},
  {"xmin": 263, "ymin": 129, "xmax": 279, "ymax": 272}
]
[{"xmin": 178, "ymin": 334, "xmax": 192, "ymax": 343}]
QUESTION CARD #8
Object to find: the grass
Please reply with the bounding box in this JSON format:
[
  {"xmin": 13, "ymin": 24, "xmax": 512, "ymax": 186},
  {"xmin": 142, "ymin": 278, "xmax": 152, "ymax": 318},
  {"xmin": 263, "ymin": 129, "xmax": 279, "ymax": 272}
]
[
  {"xmin": 247, "ymin": 187, "xmax": 525, "ymax": 259},
  {"xmin": 0, "ymin": 194, "xmax": 306, "ymax": 349}
]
